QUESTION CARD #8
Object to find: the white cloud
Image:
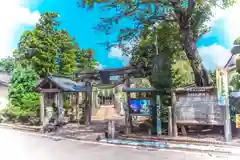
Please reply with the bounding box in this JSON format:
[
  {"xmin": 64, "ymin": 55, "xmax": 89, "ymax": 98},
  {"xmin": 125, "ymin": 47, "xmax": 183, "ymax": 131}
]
[
  {"xmin": 198, "ymin": 44, "xmax": 232, "ymax": 69},
  {"xmin": 0, "ymin": 0, "xmax": 40, "ymax": 58},
  {"xmin": 208, "ymin": 7, "xmax": 225, "ymax": 27},
  {"xmin": 209, "ymin": 1, "xmax": 240, "ymax": 44},
  {"xmin": 197, "ymin": 2, "xmax": 240, "ymax": 70},
  {"xmin": 223, "ymin": 1, "xmax": 240, "ymax": 45},
  {"xmin": 108, "ymin": 47, "xmax": 130, "ymax": 65}
]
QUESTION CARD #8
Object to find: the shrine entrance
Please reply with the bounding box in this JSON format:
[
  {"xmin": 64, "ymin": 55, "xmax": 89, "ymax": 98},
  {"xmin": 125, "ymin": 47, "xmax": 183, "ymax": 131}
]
[
  {"xmin": 75, "ymin": 66, "xmax": 144, "ymax": 123},
  {"xmin": 75, "ymin": 66, "xmax": 145, "ymax": 137}
]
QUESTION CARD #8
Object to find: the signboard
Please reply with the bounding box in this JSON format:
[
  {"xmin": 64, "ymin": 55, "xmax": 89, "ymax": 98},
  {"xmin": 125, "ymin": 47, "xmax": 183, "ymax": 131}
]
[
  {"xmin": 216, "ymin": 68, "xmax": 229, "ymax": 106},
  {"xmin": 130, "ymin": 98, "xmax": 152, "ymax": 115},
  {"xmin": 110, "ymin": 75, "xmax": 120, "ymax": 81},
  {"xmin": 175, "ymin": 88, "xmax": 224, "ymax": 125},
  {"xmin": 236, "ymin": 114, "xmax": 240, "ymax": 128}
]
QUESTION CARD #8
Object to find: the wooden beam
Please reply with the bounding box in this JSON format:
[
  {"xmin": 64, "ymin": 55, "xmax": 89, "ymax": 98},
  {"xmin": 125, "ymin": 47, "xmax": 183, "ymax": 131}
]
[
  {"xmin": 58, "ymin": 92, "xmax": 64, "ymax": 122},
  {"xmin": 108, "ymin": 120, "xmax": 112, "ymax": 137},
  {"xmin": 171, "ymin": 90, "xmax": 178, "ymax": 137},
  {"xmin": 168, "ymin": 106, "xmax": 173, "ymax": 136},
  {"xmin": 180, "ymin": 125, "xmax": 187, "ymax": 136},
  {"xmin": 75, "ymin": 66, "xmax": 144, "ymax": 80},
  {"xmin": 39, "ymin": 88, "xmax": 61, "ymax": 93},
  {"xmin": 40, "ymin": 93, "xmax": 45, "ymax": 125},
  {"xmin": 88, "ymin": 84, "xmax": 93, "ymax": 124},
  {"xmin": 76, "ymin": 92, "xmax": 80, "ymax": 124},
  {"xmin": 125, "ymin": 76, "xmax": 132, "ymax": 134}
]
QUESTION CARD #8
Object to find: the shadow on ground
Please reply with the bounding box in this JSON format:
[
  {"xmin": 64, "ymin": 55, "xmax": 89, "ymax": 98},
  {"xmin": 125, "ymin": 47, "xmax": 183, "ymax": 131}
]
[{"xmin": 47, "ymin": 120, "xmax": 125, "ymax": 141}]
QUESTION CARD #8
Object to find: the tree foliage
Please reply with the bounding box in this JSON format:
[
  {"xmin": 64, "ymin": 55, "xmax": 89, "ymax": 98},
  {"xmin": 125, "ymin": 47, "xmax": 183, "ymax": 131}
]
[
  {"xmin": 3, "ymin": 12, "xmax": 98, "ymax": 123},
  {"xmin": 129, "ymin": 22, "xmax": 194, "ymax": 123},
  {"xmin": 208, "ymin": 70, "xmax": 216, "ymax": 85},
  {"xmin": 79, "ymin": 0, "xmax": 236, "ymax": 86},
  {"xmin": 75, "ymin": 46, "xmax": 98, "ymax": 70},
  {"xmin": 56, "ymin": 30, "xmax": 77, "ymax": 76},
  {"xmin": 14, "ymin": 12, "xmax": 97, "ymax": 78},
  {"xmin": 130, "ymin": 22, "xmax": 193, "ymax": 87},
  {"xmin": 0, "ymin": 57, "xmax": 15, "ymax": 73},
  {"xmin": 5, "ymin": 64, "xmax": 40, "ymax": 123}
]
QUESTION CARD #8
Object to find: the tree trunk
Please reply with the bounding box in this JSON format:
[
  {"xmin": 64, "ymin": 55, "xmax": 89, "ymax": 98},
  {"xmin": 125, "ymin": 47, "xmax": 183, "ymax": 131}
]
[{"xmin": 181, "ymin": 29, "xmax": 211, "ymax": 86}]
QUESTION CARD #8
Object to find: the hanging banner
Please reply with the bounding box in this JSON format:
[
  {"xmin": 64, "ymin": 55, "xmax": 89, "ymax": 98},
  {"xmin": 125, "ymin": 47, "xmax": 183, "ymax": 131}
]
[
  {"xmin": 236, "ymin": 114, "xmax": 240, "ymax": 128},
  {"xmin": 216, "ymin": 68, "xmax": 229, "ymax": 106}
]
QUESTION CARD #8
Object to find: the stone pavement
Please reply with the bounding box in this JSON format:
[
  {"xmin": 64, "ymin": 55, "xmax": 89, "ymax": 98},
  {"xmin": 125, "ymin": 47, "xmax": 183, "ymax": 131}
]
[
  {"xmin": 99, "ymin": 138, "xmax": 240, "ymax": 155},
  {"xmin": 46, "ymin": 122, "xmax": 108, "ymax": 141},
  {"xmin": 0, "ymin": 127, "xmax": 238, "ymax": 160},
  {"xmin": 119, "ymin": 134, "xmax": 240, "ymax": 146}
]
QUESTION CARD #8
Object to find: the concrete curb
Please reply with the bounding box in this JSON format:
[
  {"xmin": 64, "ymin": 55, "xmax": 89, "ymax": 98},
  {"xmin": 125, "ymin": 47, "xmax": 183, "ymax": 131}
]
[
  {"xmin": 99, "ymin": 139, "xmax": 240, "ymax": 155},
  {"xmin": 119, "ymin": 135, "xmax": 240, "ymax": 147}
]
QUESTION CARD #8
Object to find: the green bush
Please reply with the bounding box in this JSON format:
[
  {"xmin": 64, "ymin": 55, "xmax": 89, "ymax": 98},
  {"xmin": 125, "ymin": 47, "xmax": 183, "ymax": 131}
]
[
  {"xmin": 6, "ymin": 64, "xmax": 40, "ymax": 125},
  {"xmin": 1, "ymin": 106, "xmax": 40, "ymax": 125}
]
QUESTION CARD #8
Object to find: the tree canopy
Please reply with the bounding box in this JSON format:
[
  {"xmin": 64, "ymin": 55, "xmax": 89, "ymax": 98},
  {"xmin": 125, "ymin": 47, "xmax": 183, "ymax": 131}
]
[
  {"xmin": 1, "ymin": 12, "xmax": 98, "ymax": 123},
  {"xmin": 130, "ymin": 22, "xmax": 193, "ymax": 88},
  {"xmin": 79, "ymin": 0, "xmax": 236, "ymax": 86},
  {"xmin": 14, "ymin": 12, "xmax": 97, "ymax": 78}
]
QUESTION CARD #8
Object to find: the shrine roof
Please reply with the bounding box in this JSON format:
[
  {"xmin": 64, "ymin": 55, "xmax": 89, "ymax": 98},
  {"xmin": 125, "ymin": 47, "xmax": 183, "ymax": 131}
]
[{"xmin": 36, "ymin": 75, "xmax": 87, "ymax": 92}]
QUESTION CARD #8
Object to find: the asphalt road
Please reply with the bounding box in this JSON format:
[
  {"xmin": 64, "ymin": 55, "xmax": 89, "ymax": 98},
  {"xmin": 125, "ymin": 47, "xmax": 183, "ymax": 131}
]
[{"xmin": 0, "ymin": 128, "xmax": 238, "ymax": 160}]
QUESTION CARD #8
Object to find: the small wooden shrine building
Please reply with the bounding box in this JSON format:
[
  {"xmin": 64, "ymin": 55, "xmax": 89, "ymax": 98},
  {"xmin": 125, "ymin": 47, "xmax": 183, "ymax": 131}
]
[{"xmin": 35, "ymin": 75, "xmax": 88, "ymax": 125}]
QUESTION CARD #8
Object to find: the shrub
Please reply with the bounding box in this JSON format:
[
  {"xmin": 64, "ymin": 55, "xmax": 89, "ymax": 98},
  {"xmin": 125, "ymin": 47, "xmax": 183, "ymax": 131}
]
[
  {"xmin": 6, "ymin": 64, "xmax": 40, "ymax": 125},
  {"xmin": 1, "ymin": 106, "xmax": 40, "ymax": 125}
]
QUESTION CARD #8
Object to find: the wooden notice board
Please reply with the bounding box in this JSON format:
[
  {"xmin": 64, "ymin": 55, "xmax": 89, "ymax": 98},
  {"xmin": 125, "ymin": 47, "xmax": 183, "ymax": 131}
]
[{"xmin": 175, "ymin": 87, "xmax": 224, "ymax": 126}]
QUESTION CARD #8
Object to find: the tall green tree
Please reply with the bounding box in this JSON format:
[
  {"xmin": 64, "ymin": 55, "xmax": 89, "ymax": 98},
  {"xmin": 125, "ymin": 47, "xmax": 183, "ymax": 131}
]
[
  {"xmin": 75, "ymin": 45, "xmax": 98, "ymax": 70},
  {"xmin": 14, "ymin": 12, "xmax": 97, "ymax": 78},
  {"xmin": 130, "ymin": 22, "xmax": 193, "ymax": 87},
  {"xmin": 14, "ymin": 12, "xmax": 60, "ymax": 77},
  {"xmin": 80, "ymin": 0, "xmax": 235, "ymax": 86},
  {"xmin": 56, "ymin": 30, "xmax": 77, "ymax": 76},
  {"xmin": 130, "ymin": 22, "xmax": 194, "ymax": 123}
]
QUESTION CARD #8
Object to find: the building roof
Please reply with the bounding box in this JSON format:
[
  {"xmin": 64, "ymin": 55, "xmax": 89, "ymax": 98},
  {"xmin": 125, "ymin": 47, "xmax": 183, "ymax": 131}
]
[{"xmin": 36, "ymin": 75, "xmax": 87, "ymax": 92}]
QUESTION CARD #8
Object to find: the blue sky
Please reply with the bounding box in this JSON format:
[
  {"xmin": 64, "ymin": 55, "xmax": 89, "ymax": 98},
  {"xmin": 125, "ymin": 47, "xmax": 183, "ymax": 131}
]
[{"xmin": 2, "ymin": 0, "xmax": 240, "ymax": 70}]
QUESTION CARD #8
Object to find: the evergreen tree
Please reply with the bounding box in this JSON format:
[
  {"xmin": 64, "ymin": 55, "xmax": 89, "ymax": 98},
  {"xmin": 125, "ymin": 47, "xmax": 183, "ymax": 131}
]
[
  {"xmin": 14, "ymin": 12, "xmax": 59, "ymax": 77},
  {"xmin": 56, "ymin": 30, "xmax": 77, "ymax": 76},
  {"xmin": 14, "ymin": 12, "xmax": 97, "ymax": 78},
  {"xmin": 75, "ymin": 45, "xmax": 98, "ymax": 70}
]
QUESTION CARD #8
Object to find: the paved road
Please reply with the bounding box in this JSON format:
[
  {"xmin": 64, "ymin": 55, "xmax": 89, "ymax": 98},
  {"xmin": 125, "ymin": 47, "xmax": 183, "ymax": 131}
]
[{"xmin": 0, "ymin": 128, "xmax": 238, "ymax": 160}]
